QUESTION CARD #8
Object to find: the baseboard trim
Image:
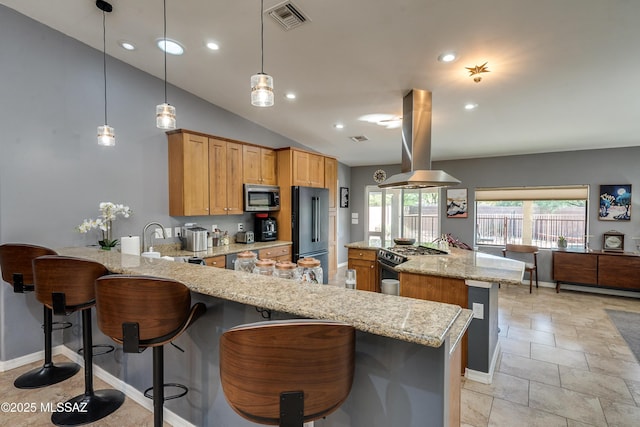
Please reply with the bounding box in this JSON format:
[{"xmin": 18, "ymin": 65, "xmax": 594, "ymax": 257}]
[
  {"xmin": 337, "ymin": 261, "xmax": 348, "ymax": 269},
  {"xmin": 465, "ymin": 341, "xmax": 500, "ymax": 385},
  {"xmin": 0, "ymin": 345, "xmax": 65, "ymax": 372}
]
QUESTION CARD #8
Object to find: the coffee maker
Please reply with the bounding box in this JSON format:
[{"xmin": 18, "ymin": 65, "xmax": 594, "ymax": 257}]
[{"xmin": 255, "ymin": 214, "xmax": 277, "ymax": 242}]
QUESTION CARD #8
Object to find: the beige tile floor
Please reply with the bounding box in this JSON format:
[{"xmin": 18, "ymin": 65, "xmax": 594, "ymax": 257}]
[{"xmin": 1, "ymin": 277, "xmax": 639, "ymax": 426}]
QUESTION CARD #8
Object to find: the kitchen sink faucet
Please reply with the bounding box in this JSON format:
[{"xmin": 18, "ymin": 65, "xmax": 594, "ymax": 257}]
[{"xmin": 142, "ymin": 222, "xmax": 167, "ymax": 252}]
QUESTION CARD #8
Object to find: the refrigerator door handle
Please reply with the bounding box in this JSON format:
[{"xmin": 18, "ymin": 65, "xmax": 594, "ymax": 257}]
[{"xmin": 311, "ymin": 196, "xmax": 318, "ymax": 242}]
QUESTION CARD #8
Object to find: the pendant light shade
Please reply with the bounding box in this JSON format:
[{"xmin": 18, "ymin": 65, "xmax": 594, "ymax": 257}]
[
  {"xmin": 251, "ymin": 0, "xmax": 274, "ymax": 107},
  {"xmin": 96, "ymin": 0, "xmax": 114, "ymax": 146},
  {"xmin": 156, "ymin": 0, "xmax": 177, "ymax": 129}
]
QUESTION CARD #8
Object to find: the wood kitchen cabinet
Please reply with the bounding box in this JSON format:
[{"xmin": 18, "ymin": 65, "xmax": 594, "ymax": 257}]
[
  {"xmin": 325, "ymin": 157, "xmax": 338, "ymax": 277},
  {"xmin": 209, "ymin": 138, "xmax": 243, "ymax": 215},
  {"xmin": 553, "ymin": 250, "xmax": 640, "ymax": 292},
  {"xmin": 168, "ymin": 131, "xmax": 210, "ymax": 216},
  {"xmin": 292, "ymin": 150, "xmax": 324, "ymax": 188},
  {"xmin": 243, "ymin": 145, "xmax": 277, "ymax": 185},
  {"xmin": 205, "ymin": 255, "xmax": 226, "ymax": 268},
  {"xmin": 258, "ymin": 244, "xmax": 292, "ymax": 262},
  {"xmin": 347, "ymin": 249, "xmax": 379, "ymax": 292}
]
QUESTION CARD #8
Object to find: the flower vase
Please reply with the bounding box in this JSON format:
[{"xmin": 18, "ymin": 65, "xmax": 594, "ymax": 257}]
[
  {"xmin": 558, "ymin": 238, "xmax": 567, "ymax": 249},
  {"xmin": 99, "ymin": 220, "xmax": 116, "ymax": 250}
]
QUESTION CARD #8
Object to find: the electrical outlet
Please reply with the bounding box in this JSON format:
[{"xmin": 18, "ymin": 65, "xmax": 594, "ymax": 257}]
[
  {"xmin": 472, "ymin": 302, "xmax": 484, "ymax": 320},
  {"xmin": 165, "ymin": 228, "xmax": 172, "ymax": 238},
  {"xmin": 237, "ymin": 223, "xmax": 244, "ymax": 232},
  {"xmin": 174, "ymin": 226, "xmax": 181, "ymax": 237},
  {"xmin": 211, "ymin": 224, "xmax": 218, "ymax": 232}
]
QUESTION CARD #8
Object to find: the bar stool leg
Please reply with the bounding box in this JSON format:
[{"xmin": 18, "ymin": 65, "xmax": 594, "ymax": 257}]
[
  {"xmin": 153, "ymin": 346, "xmax": 164, "ymax": 427},
  {"xmin": 51, "ymin": 309, "xmax": 124, "ymax": 426},
  {"xmin": 14, "ymin": 306, "xmax": 80, "ymax": 389}
]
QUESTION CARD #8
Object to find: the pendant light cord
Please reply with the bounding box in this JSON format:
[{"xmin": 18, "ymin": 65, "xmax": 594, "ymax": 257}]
[
  {"xmin": 163, "ymin": 0, "xmax": 168, "ymax": 103},
  {"xmin": 102, "ymin": 9, "xmax": 108, "ymax": 125},
  {"xmin": 260, "ymin": 0, "xmax": 264, "ymax": 74}
]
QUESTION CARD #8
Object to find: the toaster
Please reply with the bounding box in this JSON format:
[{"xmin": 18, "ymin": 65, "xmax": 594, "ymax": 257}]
[{"xmin": 236, "ymin": 231, "xmax": 254, "ymax": 244}]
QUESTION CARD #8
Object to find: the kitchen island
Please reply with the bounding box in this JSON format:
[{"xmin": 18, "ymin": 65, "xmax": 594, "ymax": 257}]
[
  {"xmin": 346, "ymin": 241, "xmax": 524, "ymax": 383},
  {"xmin": 53, "ymin": 247, "xmax": 472, "ymax": 427}
]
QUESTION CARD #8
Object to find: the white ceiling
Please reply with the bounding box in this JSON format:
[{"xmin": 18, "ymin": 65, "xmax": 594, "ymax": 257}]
[{"xmin": 3, "ymin": 0, "xmax": 640, "ymax": 166}]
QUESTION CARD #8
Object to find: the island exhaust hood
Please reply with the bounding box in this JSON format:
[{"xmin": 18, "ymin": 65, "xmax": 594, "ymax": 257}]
[{"xmin": 378, "ymin": 89, "xmax": 460, "ymax": 189}]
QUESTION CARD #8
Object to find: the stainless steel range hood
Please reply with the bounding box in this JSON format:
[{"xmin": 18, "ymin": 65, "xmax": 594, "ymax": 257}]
[{"xmin": 378, "ymin": 89, "xmax": 460, "ymax": 189}]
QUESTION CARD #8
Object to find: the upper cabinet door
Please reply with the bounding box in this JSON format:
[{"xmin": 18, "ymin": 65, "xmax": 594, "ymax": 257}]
[
  {"xmin": 242, "ymin": 145, "xmax": 261, "ymax": 184},
  {"xmin": 209, "ymin": 138, "xmax": 228, "ymax": 215},
  {"xmin": 324, "ymin": 157, "xmax": 338, "ymax": 209},
  {"xmin": 168, "ymin": 132, "xmax": 210, "ymax": 216},
  {"xmin": 292, "ymin": 150, "xmax": 324, "ymax": 188},
  {"xmin": 260, "ymin": 148, "xmax": 277, "ymax": 185},
  {"xmin": 226, "ymin": 141, "xmax": 244, "ymax": 214}
]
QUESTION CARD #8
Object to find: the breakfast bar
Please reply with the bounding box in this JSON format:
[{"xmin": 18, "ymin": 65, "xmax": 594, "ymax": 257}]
[{"xmin": 56, "ymin": 247, "xmax": 473, "ymax": 427}]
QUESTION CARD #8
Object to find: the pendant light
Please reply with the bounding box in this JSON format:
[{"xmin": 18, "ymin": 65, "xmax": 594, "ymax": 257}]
[
  {"xmin": 156, "ymin": 0, "xmax": 176, "ymax": 129},
  {"xmin": 251, "ymin": 0, "xmax": 274, "ymax": 107},
  {"xmin": 96, "ymin": 0, "xmax": 115, "ymax": 146}
]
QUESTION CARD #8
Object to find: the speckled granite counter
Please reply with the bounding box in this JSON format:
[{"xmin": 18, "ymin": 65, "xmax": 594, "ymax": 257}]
[
  {"xmin": 346, "ymin": 241, "xmax": 525, "ymax": 286},
  {"xmin": 57, "ymin": 247, "xmax": 471, "ymax": 349},
  {"xmin": 153, "ymin": 240, "xmax": 292, "ymax": 258}
]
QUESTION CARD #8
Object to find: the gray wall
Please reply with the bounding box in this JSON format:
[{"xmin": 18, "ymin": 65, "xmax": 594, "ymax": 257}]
[
  {"xmin": 0, "ymin": 6, "xmax": 347, "ymax": 360},
  {"xmin": 350, "ymin": 147, "xmax": 640, "ymax": 282}
]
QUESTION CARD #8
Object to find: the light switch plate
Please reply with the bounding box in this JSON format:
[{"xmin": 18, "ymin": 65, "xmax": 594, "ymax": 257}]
[
  {"xmin": 472, "ymin": 302, "xmax": 484, "ymax": 320},
  {"xmin": 165, "ymin": 228, "xmax": 172, "ymax": 238}
]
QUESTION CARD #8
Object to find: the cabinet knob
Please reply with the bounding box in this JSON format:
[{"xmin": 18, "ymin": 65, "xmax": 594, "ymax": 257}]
[
  {"xmin": 370, "ymin": 265, "xmax": 374, "ymax": 269},
  {"xmin": 359, "ymin": 252, "xmax": 363, "ymax": 256}
]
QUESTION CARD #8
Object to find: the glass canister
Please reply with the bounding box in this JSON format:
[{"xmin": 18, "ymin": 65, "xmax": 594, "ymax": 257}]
[
  {"xmin": 274, "ymin": 261, "xmax": 299, "ymax": 280},
  {"xmin": 234, "ymin": 251, "xmax": 257, "ymax": 273},
  {"xmin": 297, "ymin": 257, "xmax": 323, "ymax": 284},
  {"xmin": 253, "ymin": 258, "xmax": 275, "ymax": 276}
]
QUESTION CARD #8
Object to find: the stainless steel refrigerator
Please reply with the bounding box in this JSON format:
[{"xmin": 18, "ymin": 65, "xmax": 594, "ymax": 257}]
[{"xmin": 291, "ymin": 186, "xmax": 329, "ymax": 284}]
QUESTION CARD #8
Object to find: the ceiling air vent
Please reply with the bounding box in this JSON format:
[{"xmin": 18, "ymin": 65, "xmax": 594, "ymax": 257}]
[
  {"xmin": 266, "ymin": 1, "xmax": 309, "ymax": 31},
  {"xmin": 349, "ymin": 135, "xmax": 369, "ymax": 143}
]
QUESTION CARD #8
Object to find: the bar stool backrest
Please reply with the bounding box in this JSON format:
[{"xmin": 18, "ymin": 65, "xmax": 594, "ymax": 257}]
[
  {"xmin": 33, "ymin": 255, "xmax": 108, "ymax": 311},
  {"xmin": 220, "ymin": 320, "xmax": 355, "ymax": 425},
  {"xmin": 94, "ymin": 275, "xmax": 193, "ymax": 346},
  {"xmin": 0, "ymin": 244, "xmax": 57, "ymax": 286}
]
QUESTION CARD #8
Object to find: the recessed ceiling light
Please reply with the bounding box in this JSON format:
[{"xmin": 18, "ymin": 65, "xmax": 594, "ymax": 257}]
[
  {"xmin": 157, "ymin": 39, "xmax": 184, "ymax": 55},
  {"xmin": 438, "ymin": 52, "xmax": 457, "ymax": 63},
  {"xmin": 334, "ymin": 123, "xmax": 344, "ymax": 129},
  {"xmin": 118, "ymin": 40, "xmax": 135, "ymax": 51},
  {"xmin": 464, "ymin": 103, "xmax": 478, "ymax": 110},
  {"xmin": 285, "ymin": 93, "xmax": 296, "ymax": 100},
  {"xmin": 206, "ymin": 42, "xmax": 220, "ymax": 51}
]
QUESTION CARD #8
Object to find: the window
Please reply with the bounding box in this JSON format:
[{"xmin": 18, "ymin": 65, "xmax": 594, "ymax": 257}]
[
  {"xmin": 475, "ymin": 186, "xmax": 589, "ymax": 249},
  {"xmin": 365, "ymin": 186, "xmax": 440, "ymax": 245}
]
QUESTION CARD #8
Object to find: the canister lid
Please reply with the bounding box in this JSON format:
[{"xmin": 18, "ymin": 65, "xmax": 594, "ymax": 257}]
[
  {"xmin": 275, "ymin": 261, "xmax": 297, "ymax": 270},
  {"xmin": 297, "ymin": 257, "xmax": 321, "ymax": 267},
  {"xmin": 255, "ymin": 258, "xmax": 275, "ymax": 267},
  {"xmin": 237, "ymin": 251, "xmax": 257, "ymax": 259}
]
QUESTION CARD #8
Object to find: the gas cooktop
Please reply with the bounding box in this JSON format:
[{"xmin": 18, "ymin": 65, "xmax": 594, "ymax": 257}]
[{"xmin": 377, "ymin": 244, "xmax": 449, "ymax": 267}]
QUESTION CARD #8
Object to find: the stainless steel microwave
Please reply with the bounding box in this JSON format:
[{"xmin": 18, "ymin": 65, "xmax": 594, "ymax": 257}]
[{"xmin": 244, "ymin": 184, "xmax": 280, "ymax": 212}]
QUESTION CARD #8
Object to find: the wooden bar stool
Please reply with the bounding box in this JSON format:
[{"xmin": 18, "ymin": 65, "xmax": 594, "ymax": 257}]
[
  {"xmin": 0, "ymin": 243, "xmax": 80, "ymax": 389},
  {"xmin": 220, "ymin": 319, "xmax": 355, "ymax": 427},
  {"xmin": 94, "ymin": 275, "xmax": 206, "ymax": 427},
  {"xmin": 33, "ymin": 255, "xmax": 125, "ymax": 426}
]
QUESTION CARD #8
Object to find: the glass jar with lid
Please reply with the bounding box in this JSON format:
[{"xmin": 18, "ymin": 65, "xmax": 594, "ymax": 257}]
[
  {"xmin": 274, "ymin": 261, "xmax": 299, "ymax": 280},
  {"xmin": 253, "ymin": 258, "xmax": 275, "ymax": 276},
  {"xmin": 297, "ymin": 257, "xmax": 323, "ymax": 284},
  {"xmin": 234, "ymin": 251, "xmax": 257, "ymax": 273}
]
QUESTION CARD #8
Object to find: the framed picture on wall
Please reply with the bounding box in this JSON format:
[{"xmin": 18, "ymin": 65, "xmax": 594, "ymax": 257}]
[
  {"xmin": 340, "ymin": 187, "xmax": 349, "ymax": 208},
  {"xmin": 599, "ymin": 184, "xmax": 631, "ymax": 221},
  {"xmin": 446, "ymin": 188, "xmax": 468, "ymax": 218}
]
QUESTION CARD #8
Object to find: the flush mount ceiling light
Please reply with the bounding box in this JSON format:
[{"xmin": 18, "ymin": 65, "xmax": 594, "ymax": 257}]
[
  {"xmin": 464, "ymin": 103, "xmax": 478, "ymax": 110},
  {"xmin": 466, "ymin": 62, "xmax": 490, "ymax": 83},
  {"xmin": 285, "ymin": 92, "xmax": 296, "ymax": 100},
  {"xmin": 251, "ymin": 0, "xmax": 274, "ymax": 107},
  {"xmin": 156, "ymin": 0, "xmax": 176, "ymax": 130},
  {"xmin": 96, "ymin": 0, "xmax": 115, "ymax": 147},
  {"xmin": 334, "ymin": 123, "xmax": 344, "ymax": 129},
  {"xmin": 206, "ymin": 41, "xmax": 220, "ymax": 51},
  {"xmin": 437, "ymin": 52, "xmax": 457, "ymax": 63},
  {"xmin": 157, "ymin": 39, "xmax": 184, "ymax": 55}
]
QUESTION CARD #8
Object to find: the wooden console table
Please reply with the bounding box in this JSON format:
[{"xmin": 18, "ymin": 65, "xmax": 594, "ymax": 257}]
[{"xmin": 553, "ymin": 249, "xmax": 640, "ymax": 292}]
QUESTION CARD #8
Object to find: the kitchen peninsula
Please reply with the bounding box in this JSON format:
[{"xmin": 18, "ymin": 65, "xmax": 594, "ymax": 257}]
[
  {"xmin": 346, "ymin": 241, "xmax": 524, "ymax": 383},
  {"xmin": 56, "ymin": 247, "xmax": 473, "ymax": 427}
]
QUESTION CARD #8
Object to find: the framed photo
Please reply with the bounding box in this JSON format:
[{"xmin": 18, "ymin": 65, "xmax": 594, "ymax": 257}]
[
  {"xmin": 599, "ymin": 185, "xmax": 631, "ymax": 221},
  {"xmin": 340, "ymin": 187, "xmax": 349, "ymax": 208},
  {"xmin": 446, "ymin": 188, "xmax": 468, "ymax": 218}
]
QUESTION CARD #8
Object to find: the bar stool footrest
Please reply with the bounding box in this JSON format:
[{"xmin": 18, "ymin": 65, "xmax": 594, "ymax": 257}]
[
  {"xmin": 51, "ymin": 321, "xmax": 73, "ymax": 331},
  {"xmin": 144, "ymin": 383, "xmax": 188, "ymax": 401},
  {"xmin": 78, "ymin": 344, "xmax": 115, "ymax": 357}
]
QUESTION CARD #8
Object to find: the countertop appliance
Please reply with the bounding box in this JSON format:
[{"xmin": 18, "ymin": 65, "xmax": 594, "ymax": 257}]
[
  {"xmin": 236, "ymin": 231, "xmax": 255, "ymax": 244},
  {"xmin": 292, "ymin": 186, "xmax": 329, "ymax": 284},
  {"xmin": 244, "ymin": 184, "xmax": 280, "ymax": 212},
  {"xmin": 182, "ymin": 226, "xmax": 208, "ymax": 252},
  {"xmin": 255, "ymin": 215, "xmax": 277, "ymax": 242}
]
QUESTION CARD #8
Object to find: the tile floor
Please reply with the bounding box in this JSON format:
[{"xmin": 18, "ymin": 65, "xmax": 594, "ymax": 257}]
[{"xmin": 1, "ymin": 280, "xmax": 639, "ymax": 426}]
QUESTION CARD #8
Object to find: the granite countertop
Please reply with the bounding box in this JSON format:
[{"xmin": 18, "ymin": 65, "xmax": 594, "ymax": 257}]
[
  {"xmin": 56, "ymin": 247, "xmax": 471, "ymax": 350},
  {"xmin": 346, "ymin": 240, "xmax": 525, "ymax": 286},
  {"xmin": 153, "ymin": 240, "xmax": 292, "ymax": 258}
]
